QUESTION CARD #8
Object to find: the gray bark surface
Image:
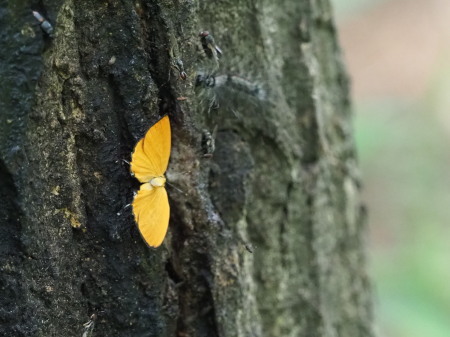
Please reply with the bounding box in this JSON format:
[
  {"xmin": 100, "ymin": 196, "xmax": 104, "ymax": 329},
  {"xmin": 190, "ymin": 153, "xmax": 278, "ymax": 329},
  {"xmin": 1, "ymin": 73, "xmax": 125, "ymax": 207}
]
[{"xmin": 0, "ymin": 0, "xmax": 373, "ymax": 336}]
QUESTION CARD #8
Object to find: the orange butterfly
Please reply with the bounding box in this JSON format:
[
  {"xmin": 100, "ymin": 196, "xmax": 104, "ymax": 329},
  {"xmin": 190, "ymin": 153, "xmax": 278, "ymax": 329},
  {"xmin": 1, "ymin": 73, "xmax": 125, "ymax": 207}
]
[{"xmin": 130, "ymin": 115, "xmax": 171, "ymax": 247}]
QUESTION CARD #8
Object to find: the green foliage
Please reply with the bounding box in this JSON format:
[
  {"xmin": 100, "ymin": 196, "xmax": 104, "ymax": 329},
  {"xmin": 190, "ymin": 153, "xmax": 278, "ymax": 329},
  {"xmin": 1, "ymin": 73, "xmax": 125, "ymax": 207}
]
[
  {"xmin": 331, "ymin": 0, "xmax": 450, "ymax": 335},
  {"xmin": 354, "ymin": 100, "xmax": 450, "ymax": 337}
]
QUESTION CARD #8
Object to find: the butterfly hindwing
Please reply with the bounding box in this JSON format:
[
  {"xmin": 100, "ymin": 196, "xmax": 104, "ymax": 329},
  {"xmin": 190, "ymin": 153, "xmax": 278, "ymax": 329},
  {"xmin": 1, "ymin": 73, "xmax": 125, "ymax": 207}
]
[{"xmin": 132, "ymin": 185, "xmax": 170, "ymax": 248}]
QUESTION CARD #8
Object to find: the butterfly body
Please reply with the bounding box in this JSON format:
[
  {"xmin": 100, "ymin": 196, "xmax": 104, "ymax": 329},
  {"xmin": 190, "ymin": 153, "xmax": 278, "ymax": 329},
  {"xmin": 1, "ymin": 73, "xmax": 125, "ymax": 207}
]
[
  {"xmin": 150, "ymin": 176, "xmax": 166, "ymax": 188},
  {"xmin": 139, "ymin": 175, "xmax": 166, "ymax": 191},
  {"xmin": 130, "ymin": 115, "xmax": 171, "ymax": 248}
]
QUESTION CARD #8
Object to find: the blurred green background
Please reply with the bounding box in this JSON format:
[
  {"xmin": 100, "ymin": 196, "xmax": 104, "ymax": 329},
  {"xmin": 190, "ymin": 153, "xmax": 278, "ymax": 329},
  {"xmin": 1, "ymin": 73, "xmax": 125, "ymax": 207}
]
[{"xmin": 331, "ymin": 0, "xmax": 450, "ymax": 336}]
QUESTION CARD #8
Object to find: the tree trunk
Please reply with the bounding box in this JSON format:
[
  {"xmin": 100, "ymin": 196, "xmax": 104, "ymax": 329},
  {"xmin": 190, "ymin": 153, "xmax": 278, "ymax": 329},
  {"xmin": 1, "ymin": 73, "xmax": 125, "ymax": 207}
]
[{"xmin": 0, "ymin": 0, "xmax": 373, "ymax": 336}]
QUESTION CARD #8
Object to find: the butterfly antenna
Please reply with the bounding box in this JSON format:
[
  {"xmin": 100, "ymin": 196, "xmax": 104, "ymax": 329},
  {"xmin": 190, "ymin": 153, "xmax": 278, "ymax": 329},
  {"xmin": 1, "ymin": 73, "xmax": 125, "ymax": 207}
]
[
  {"xmin": 117, "ymin": 203, "xmax": 131, "ymax": 216},
  {"xmin": 166, "ymin": 182, "xmax": 185, "ymax": 195}
]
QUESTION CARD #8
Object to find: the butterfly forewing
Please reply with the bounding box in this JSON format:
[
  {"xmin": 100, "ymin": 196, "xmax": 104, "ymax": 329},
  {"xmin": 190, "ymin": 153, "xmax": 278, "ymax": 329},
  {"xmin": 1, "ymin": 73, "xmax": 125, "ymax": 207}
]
[{"xmin": 131, "ymin": 115, "xmax": 171, "ymax": 182}]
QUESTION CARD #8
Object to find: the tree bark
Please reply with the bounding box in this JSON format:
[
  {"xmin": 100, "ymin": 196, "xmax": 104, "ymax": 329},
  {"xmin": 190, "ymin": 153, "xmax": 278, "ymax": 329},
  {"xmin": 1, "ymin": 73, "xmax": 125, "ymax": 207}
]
[{"xmin": 0, "ymin": 0, "xmax": 373, "ymax": 336}]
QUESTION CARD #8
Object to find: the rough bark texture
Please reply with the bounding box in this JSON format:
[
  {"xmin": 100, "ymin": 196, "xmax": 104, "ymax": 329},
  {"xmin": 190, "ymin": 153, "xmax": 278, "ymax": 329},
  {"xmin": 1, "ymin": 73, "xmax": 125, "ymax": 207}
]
[{"xmin": 0, "ymin": 0, "xmax": 373, "ymax": 336}]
